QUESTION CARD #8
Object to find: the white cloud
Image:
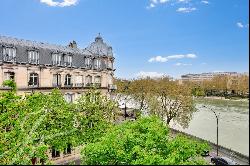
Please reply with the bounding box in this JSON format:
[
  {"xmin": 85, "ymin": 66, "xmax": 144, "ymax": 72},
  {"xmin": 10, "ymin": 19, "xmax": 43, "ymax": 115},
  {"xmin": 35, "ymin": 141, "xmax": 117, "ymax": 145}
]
[
  {"xmin": 237, "ymin": 22, "xmax": 244, "ymax": 28},
  {"xmin": 40, "ymin": 0, "xmax": 78, "ymax": 7},
  {"xmin": 201, "ymin": 62, "xmax": 207, "ymax": 65},
  {"xmin": 136, "ymin": 71, "xmax": 165, "ymax": 78},
  {"xmin": 236, "ymin": 22, "xmax": 249, "ymax": 28},
  {"xmin": 201, "ymin": 0, "xmax": 209, "ymax": 4},
  {"xmin": 175, "ymin": 63, "xmax": 192, "ymax": 66},
  {"xmin": 147, "ymin": 0, "xmax": 171, "ymax": 9},
  {"xmin": 148, "ymin": 53, "xmax": 197, "ymax": 63},
  {"xmin": 176, "ymin": 7, "xmax": 196, "ymax": 13},
  {"xmin": 149, "ymin": 56, "xmax": 168, "ymax": 62}
]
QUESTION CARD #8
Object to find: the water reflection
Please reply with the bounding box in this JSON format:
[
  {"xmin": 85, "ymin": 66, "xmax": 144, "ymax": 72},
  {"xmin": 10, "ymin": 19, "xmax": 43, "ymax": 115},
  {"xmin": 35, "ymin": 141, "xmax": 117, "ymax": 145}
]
[{"xmin": 169, "ymin": 99, "xmax": 249, "ymax": 156}]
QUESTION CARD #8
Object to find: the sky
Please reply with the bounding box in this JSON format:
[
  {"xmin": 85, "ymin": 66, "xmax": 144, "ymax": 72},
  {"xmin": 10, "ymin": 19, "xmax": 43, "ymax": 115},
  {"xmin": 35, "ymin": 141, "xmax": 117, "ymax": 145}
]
[{"xmin": 0, "ymin": 0, "xmax": 249, "ymax": 79}]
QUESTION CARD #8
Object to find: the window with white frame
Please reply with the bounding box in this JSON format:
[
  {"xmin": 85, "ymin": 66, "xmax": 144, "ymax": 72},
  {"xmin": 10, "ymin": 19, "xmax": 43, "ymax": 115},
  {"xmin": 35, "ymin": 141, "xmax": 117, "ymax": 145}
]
[
  {"xmin": 94, "ymin": 59, "xmax": 101, "ymax": 69},
  {"xmin": 85, "ymin": 58, "xmax": 92, "ymax": 67},
  {"xmin": 64, "ymin": 74, "xmax": 72, "ymax": 86},
  {"xmin": 28, "ymin": 73, "xmax": 39, "ymax": 87},
  {"xmin": 28, "ymin": 51, "xmax": 39, "ymax": 64},
  {"xmin": 4, "ymin": 72, "xmax": 15, "ymax": 81},
  {"xmin": 3, "ymin": 47, "xmax": 16, "ymax": 62},
  {"xmin": 53, "ymin": 74, "xmax": 61, "ymax": 86},
  {"xmin": 86, "ymin": 75, "xmax": 92, "ymax": 85},
  {"xmin": 52, "ymin": 53, "xmax": 62, "ymax": 65},
  {"xmin": 64, "ymin": 55, "xmax": 72, "ymax": 66}
]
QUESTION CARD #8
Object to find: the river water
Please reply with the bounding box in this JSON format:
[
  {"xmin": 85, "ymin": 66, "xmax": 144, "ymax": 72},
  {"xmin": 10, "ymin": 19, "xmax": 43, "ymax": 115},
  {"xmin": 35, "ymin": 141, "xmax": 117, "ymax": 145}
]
[{"xmin": 169, "ymin": 98, "xmax": 249, "ymax": 156}]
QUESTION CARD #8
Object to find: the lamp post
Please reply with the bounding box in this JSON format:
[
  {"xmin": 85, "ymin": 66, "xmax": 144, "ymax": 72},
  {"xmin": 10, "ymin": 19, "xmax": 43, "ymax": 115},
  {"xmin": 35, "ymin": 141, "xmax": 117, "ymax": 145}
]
[{"xmin": 203, "ymin": 105, "xmax": 219, "ymax": 156}]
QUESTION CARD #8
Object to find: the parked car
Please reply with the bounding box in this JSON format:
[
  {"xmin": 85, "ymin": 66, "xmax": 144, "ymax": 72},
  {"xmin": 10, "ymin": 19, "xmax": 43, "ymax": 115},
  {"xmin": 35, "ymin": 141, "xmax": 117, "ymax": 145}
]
[{"xmin": 211, "ymin": 156, "xmax": 237, "ymax": 165}]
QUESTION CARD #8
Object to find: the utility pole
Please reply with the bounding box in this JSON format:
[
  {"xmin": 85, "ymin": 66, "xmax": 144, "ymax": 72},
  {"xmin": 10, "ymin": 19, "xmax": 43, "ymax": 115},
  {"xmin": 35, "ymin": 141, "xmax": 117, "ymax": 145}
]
[{"xmin": 203, "ymin": 105, "xmax": 219, "ymax": 156}]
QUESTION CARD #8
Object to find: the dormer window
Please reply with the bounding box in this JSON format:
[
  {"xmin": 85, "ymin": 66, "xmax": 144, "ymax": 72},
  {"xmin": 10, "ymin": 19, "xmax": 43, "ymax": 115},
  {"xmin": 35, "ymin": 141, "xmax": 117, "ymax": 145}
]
[
  {"xmin": 94, "ymin": 59, "xmax": 101, "ymax": 69},
  {"xmin": 85, "ymin": 58, "xmax": 92, "ymax": 67},
  {"xmin": 3, "ymin": 47, "xmax": 16, "ymax": 62},
  {"xmin": 28, "ymin": 50, "xmax": 39, "ymax": 64},
  {"xmin": 64, "ymin": 55, "xmax": 72, "ymax": 67},
  {"xmin": 52, "ymin": 53, "xmax": 62, "ymax": 66}
]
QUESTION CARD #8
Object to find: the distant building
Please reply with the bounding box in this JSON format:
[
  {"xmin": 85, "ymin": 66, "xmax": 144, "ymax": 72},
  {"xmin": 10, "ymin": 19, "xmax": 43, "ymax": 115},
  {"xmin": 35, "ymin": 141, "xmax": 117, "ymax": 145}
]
[
  {"xmin": 180, "ymin": 72, "xmax": 247, "ymax": 83},
  {"xmin": 0, "ymin": 34, "xmax": 116, "ymax": 102}
]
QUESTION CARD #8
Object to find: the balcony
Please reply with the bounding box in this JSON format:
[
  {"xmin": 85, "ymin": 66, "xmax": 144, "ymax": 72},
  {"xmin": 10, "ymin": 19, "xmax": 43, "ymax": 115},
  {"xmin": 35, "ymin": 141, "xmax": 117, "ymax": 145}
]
[
  {"xmin": 85, "ymin": 83, "xmax": 101, "ymax": 88},
  {"xmin": 3, "ymin": 55, "xmax": 16, "ymax": 62},
  {"xmin": 74, "ymin": 83, "xmax": 84, "ymax": 87}
]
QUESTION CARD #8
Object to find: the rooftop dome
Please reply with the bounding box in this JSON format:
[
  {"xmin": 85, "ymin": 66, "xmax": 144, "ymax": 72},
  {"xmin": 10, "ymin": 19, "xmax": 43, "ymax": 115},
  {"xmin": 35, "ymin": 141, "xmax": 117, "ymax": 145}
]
[{"xmin": 85, "ymin": 33, "xmax": 113, "ymax": 57}]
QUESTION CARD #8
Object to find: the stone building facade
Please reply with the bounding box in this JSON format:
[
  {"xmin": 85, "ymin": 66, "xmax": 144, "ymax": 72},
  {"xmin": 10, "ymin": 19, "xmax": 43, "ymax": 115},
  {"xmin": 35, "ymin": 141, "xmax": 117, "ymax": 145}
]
[{"xmin": 0, "ymin": 34, "xmax": 117, "ymax": 102}]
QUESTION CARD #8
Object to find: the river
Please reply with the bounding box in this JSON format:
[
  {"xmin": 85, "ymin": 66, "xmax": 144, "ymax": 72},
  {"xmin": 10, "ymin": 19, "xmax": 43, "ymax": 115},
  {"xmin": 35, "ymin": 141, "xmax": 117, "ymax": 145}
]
[{"xmin": 169, "ymin": 98, "xmax": 249, "ymax": 156}]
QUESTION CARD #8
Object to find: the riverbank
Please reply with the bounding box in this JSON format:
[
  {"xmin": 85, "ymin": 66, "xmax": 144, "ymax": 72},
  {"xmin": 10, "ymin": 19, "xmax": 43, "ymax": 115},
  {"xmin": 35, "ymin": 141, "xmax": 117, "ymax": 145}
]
[{"xmin": 195, "ymin": 96, "xmax": 249, "ymax": 102}]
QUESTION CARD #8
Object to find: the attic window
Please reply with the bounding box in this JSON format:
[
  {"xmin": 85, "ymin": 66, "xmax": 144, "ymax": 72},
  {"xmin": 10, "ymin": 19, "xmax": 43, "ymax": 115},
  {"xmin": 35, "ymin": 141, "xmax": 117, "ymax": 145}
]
[
  {"xmin": 28, "ymin": 50, "xmax": 39, "ymax": 64},
  {"xmin": 3, "ymin": 47, "xmax": 16, "ymax": 62}
]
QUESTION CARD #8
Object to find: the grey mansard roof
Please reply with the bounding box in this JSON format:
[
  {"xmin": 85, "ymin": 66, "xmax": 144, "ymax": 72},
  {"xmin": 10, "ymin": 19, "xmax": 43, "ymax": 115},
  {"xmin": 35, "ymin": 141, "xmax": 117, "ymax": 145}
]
[
  {"xmin": 86, "ymin": 34, "xmax": 113, "ymax": 57},
  {"xmin": 0, "ymin": 34, "xmax": 114, "ymax": 69}
]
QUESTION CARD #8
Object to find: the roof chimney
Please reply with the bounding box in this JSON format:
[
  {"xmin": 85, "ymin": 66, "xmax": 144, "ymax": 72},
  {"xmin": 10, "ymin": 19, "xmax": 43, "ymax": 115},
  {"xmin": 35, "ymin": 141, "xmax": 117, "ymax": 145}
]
[{"xmin": 68, "ymin": 40, "xmax": 77, "ymax": 49}]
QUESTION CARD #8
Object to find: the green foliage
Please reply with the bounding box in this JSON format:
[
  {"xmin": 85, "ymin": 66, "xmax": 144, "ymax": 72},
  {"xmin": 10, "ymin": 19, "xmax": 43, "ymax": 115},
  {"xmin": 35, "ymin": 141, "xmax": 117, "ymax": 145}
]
[
  {"xmin": 2, "ymin": 80, "xmax": 17, "ymax": 92},
  {"xmin": 81, "ymin": 116, "xmax": 209, "ymax": 165},
  {"xmin": 0, "ymin": 88, "xmax": 118, "ymax": 165},
  {"xmin": 192, "ymin": 87, "xmax": 206, "ymax": 97}
]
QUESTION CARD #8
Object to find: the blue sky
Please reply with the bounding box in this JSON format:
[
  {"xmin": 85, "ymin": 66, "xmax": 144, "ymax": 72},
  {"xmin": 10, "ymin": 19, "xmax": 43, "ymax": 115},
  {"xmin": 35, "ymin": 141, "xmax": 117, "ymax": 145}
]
[{"xmin": 0, "ymin": 0, "xmax": 249, "ymax": 79}]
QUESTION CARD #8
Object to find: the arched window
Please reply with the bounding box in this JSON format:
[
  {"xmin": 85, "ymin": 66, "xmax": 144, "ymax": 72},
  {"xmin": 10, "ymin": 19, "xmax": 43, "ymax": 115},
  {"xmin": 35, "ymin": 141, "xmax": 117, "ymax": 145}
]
[
  {"xmin": 64, "ymin": 74, "xmax": 72, "ymax": 86},
  {"xmin": 28, "ymin": 73, "xmax": 39, "ymax": 87}
]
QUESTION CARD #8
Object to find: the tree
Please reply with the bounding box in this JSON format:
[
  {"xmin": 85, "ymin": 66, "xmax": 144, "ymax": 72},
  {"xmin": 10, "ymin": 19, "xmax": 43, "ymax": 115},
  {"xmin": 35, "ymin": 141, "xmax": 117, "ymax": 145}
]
[
  {"xmin": 0, "ymin": 85, "xmax": 118, "ymax": 165},
  {"xmin": 81, "ymin": 116, "xmax": 210, "ymax": 165},
  {"xmin": 151, "ymin": 77, "xmax": 195, "ymax": 128},
  {"xmin": 74, "ymin": 89, "xmax": 118, "ymax": 144}
]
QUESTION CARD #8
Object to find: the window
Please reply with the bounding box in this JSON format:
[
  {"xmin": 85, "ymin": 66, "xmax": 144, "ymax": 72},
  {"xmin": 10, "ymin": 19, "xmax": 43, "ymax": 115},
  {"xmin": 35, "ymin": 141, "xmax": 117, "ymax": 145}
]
[
  {"xmin": 94, "ymin": 76, "xmax": 101, "ymax": 87},
  {"xmin": 28, "ymin": 73, "xmax": 39, "ymax": 87},
  {"xmin": 94, "ymin": 59, "xmax": 101, "ymax": 69},
  {"xmin": 28, "ymin": 51, "xmax": 39, "ymax": 64},
  {"xmin": 53, "ymin": 74, "xmax": 61, "ymax": 87},
  {"xmin": 63, "ymin": 144, "xmax": 72, "ymax": 155},
  {"xmin": 4, "ymin": 72, "xmax": 15, "ymax": 81},
  {"xmin": 65, "ymin": 93, "xmax": 74, "ymax": 103},
  {"xmin": 64, "ymin": 55, "xmax": 72, "ymax": 66},
  {"xmin": 85, "ymin": 58, "xmax": 92, "ymax": 67},
  {"xmin": 3, "ymin": 47, "xmax": 16, "ymax": 62},
  {"xmin": 52, "ymin": 53, "xmax": 62, "ymax": 66},
  {"xmin": 52, "ymin": 147, "xmax": 60, "ymax": 158},
  {"xmin": 86, "ymin": 75, "xmax": 92, "ymax": 84},
  {"xmin": 94, "ymin": 76, "xmax": 101, "ymax": 84},
  {"xmin": 64, "ymin": 74, "xmax": 72, "ymax": 86},
  {"xmin": 108, "ymin": 60, "xmax": 113, "ymax": 69}
]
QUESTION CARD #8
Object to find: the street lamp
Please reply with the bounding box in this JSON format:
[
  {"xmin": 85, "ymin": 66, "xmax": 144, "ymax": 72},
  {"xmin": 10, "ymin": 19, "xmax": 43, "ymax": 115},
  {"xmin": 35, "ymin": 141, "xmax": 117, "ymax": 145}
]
[{"xmin": 203, "ymin": 105, "xmax": 219, "ymax": 156}]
